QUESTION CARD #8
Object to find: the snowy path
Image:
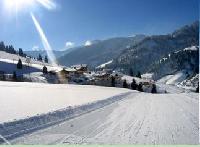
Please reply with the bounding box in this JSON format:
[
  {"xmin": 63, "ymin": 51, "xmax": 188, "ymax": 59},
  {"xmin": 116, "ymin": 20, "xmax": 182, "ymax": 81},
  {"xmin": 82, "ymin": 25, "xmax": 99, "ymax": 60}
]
[{"xmin": 11, "ymin": 91, "xmax": 199, "ymax": 145}]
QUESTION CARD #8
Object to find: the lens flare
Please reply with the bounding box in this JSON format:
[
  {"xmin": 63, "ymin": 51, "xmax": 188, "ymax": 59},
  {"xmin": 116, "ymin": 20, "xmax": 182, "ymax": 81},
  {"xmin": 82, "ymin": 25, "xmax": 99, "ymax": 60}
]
[
  {"xmin": 4, "ymin": 0, "xmax": 57, "ymax": 13},
  {"xmin": 31, "ymin": 13, "xmax": 66, "ymax": 83},
  {"xmin": 31, "ymin": 13, "xmax": 57, "ymax": 65},
  {"xmin": 4, "ymin": 0, "xmax": 35, "ymax": 10},
  {"xmin": 36, "ymin": 0, "xmax": 57, "ymax": 10},
  {"xmin": 0, "ymin": 134, "xmax": 11, "ymax": 145},
  {"xmin": 4, "ymin": 0, "xmax": 65, "ymax": 82}
]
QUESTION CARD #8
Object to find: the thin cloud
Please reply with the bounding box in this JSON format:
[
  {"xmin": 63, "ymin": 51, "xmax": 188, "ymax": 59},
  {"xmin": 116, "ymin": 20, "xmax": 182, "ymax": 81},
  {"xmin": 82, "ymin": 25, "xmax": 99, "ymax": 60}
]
[
  {"xmin": 85, "ymin": 40, "xmax": 92, "ymax": 46},
  {"xmin": 32, "ymin": 45, "xmax": 40, "ymax": 51},
  {"xmin": 65, "ymin": 41, "xmax": 75, "ymax": 48}
]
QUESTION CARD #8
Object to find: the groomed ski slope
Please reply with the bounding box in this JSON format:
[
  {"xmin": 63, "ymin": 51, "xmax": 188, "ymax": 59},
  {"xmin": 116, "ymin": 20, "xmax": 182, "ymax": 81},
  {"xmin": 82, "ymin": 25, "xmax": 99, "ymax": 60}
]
[{"xmin": 10, "ymin": 84, "xmax": 199, "ymax": 145}]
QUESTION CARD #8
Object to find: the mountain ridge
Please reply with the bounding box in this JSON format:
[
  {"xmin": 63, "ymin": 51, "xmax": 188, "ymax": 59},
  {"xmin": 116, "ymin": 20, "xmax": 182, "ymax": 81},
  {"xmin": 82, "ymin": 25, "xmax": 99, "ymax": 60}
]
[
  {"xmin": 57, "ymin": 35, "xmax": 146, "ymax": 67},
  {"xmin": 108, "ymin": 21, "xmax": 199, "ymax": 74}
]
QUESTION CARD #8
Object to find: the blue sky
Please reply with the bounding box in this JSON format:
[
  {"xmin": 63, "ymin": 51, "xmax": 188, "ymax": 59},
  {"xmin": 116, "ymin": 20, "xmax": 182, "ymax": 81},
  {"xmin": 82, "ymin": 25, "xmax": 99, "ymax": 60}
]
[{"xmin": 0, "ymin": 0, "xmax": 198, "ymax": 51}]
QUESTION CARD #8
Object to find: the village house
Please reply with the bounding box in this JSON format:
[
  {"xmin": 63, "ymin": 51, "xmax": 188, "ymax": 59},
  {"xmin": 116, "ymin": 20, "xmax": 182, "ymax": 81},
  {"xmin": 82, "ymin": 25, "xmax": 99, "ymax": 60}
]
[
  {"xmin": 56, "ymin": 65, "xmax": 89, "ymax": 84},
  {"xmin": 71, "ymin": 64, "xmax": 88, "ymax": 75},
  {"xmin": 90, "ymin": 71, "xmax": 112, "ymax": 87}
]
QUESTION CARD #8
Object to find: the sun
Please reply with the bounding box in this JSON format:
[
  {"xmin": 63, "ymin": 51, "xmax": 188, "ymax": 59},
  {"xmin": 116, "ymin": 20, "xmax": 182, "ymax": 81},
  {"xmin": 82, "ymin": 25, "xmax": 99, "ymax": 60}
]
[
  {"xmin": 4, "ymin": 0, "xmax": 35, "ymax": 11},
  {"xmin": 4, "ymin": 0, "xmax": 56, "ymax": 12}
]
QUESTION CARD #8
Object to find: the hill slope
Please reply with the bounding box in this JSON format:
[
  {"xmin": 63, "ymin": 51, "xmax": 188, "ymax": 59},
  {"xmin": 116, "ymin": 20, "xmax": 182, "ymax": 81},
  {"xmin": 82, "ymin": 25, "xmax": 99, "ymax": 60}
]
[
  {"xmin": 150, "ymin": 46, "xmax": 199, "ymax": 80},
  {"xmin": 24, "ymin": 47, "xmax": 77, "ymax": 61},
  {"xmin": 108, "ymin": 21, "xmax": 199, "ymax": 74},
  {"xmin": 58, "ymin": 35, "xmax": 146, "ymax": 68}
]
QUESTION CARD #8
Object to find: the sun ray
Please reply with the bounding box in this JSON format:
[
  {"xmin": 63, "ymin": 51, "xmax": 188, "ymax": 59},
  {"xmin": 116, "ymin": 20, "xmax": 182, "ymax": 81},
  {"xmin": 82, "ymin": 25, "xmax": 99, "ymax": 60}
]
[
  {"xmin": 31, "ymin": 12, "xmax": 57, "ymax": 65},
  {"xmin": 4, "ymin": 0, "xmax": 56, "ymax": 12},
  {"xmin": 31, "ymin": 12, "xmax": 66, "ymax": 83},
  {"xmin": 36, "ymin": 0, "xmax": 57, "ymax": 10}
]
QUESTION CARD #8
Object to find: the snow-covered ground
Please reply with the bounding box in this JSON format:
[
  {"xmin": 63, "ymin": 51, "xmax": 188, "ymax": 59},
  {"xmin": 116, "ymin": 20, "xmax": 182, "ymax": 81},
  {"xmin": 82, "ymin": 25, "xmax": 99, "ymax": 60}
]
[
  {"xmin": 156, "ymin": 71, "xmax": 187, "ymax": 85},
  {"xmin": 96, "ymin": 60, "xmax": 113, "ymax": 69},
  {"xmin": 0, "ymin": 76, "xmax": 198, "ymax": 145},
  {"xmin": 156, "ymin": 71, "xmax": 198, "ymax": 93},
  {"xmin": 10, "ymin": 88, "xmax": 199, "ymax": 145},
  {"xmin": 0, "ymin": 51, "xmax": 63, "ymax": 74},
  {"xmin": 0, "ymin": 51, "xmax": 199, "ymax": 145},
  {"xmin": 0, "ymin": 81, "xmax": 130, "ymax": 123}
]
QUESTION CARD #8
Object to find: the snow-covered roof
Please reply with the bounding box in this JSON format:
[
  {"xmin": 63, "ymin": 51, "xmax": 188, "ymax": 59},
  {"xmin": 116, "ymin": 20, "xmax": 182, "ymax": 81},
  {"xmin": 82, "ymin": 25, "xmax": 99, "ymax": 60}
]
[
  {"xmin": 142, "ymin": 73, "xmax": 153, "ymax": 80},
  {"xmin": 71, "ymin": 64, "xmax": 87, "ymax": 69},
  {"xmin": 64, "ymin": 68, "xmax": 77, "ymax": 72}
]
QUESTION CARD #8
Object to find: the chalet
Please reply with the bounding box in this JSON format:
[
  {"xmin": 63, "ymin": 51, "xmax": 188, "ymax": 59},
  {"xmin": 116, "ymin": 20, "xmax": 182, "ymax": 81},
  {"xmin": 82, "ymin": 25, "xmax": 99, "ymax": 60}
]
[
  {"xmin": 71, "ymin": 64, "xmax": 88, "ymax": 74},
  {"xmin": 91, "ymin": 71, "xmax": 113, "ymax": 87},
  {"xmin": 59, "ymin": 68, "xmax": 77, "ymax": 78}
]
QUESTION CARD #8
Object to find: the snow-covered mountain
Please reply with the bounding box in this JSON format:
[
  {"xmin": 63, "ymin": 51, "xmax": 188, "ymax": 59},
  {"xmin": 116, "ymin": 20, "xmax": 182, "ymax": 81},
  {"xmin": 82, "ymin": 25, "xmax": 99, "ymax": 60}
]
[
  {"xmin": 58, "ymin": 35, "xmax": 146, "ymax": 68},
  {"xmin": 150, "ymin": 46, "xmax": 199, "ymax": 80},
  {"xmin": 24, "ymin": 47, "xmax": 77, "ymax": 60},
  {"xmin": 108, "ymin": 21, "xmax": 199, "ymax": 74}
]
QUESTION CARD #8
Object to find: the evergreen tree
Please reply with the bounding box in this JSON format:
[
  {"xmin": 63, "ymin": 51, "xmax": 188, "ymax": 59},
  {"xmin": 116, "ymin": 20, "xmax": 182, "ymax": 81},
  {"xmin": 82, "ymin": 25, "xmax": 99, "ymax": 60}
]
[
  {"xmin": 0, "ymin": 41, "xmax": 5, "ymax": 51},
  {"xmin": 123, "ymin": 80, "xmax": 128, "ymax": 88},
  {"xmin": 196, "ymin": 83, "xmax": 199, "ymax": 93},
  {"xmin": 131, "ymin": 79, "xmax": 137, "ymax": 90},
  {"xmin": 1, "ymin": 72, "xmax": 6, "ymax": 81},
  {"xmin": 136, "ymin": 71, "xmax": 142, "ymax": 78},
  {"xmin": 44, "ymin": 55, "xmax": 48, "ymax": 63},
  {"xmin": 19, "ymin": 48, "xmax": 24, "ymax": 56},
  {"xmin": 129, "ymin": 68, "xmax": 134, "ymax": 77},
  {"xmin": 17, "ymin": 59, "xmax": 23, "ymax": 69},
  {"xmin": 151, "ymin": 84, "xmax": 157, "ymax": 94},
  {"xmin": 137, "ymin": 83, "xmax": 143, "ymax": 92},
  {"xmin": 6, "ymin": 45, "xmax": 15, "ymax": 54},
  {"xmin": 5, "ymin": 46, "xmax": 9, "ymax": 51},
  {"xmin": 13, "ymin": 71, "xmax": 17, "ymax": 81},
  {"xmin": 38, "ymin": 54, "xmax": 43, "ymax": 61},
  {"xmin": 43, "ymin": 66, "xmax": 48, "ymax": 74},
  {"xmin": 111, "ymin": 76, "xmax": 115, "ymax": 87}
]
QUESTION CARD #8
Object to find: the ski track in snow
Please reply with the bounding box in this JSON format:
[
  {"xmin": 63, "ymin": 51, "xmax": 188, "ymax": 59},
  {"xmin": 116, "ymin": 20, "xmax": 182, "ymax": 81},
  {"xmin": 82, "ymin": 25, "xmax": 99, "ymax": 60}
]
[{"xmin": 10, "ymin": 88, "xmax": 199, "ymax": 145}]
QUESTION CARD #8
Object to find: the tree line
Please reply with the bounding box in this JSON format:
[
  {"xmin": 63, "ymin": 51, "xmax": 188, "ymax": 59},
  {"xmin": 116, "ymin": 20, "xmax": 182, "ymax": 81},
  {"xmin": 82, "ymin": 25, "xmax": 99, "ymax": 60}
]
[
  {"xmin": 0, "ymin": 41, "xmax": 26, "ymax": 57},
  {"xmin": 0, "ymin": 41, "xmax": 48, "ymax": 63}
]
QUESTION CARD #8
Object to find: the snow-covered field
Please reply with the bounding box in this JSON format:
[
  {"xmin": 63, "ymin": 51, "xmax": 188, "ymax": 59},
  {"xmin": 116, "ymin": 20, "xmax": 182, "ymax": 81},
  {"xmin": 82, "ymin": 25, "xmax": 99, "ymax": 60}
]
[
  {"xmin": 0, "ymin": 51, "xmax": 63, "ymax": 74},
  {"xmin": 0, "ymin": 77, "xmax": 198, "ymax": 145},
  {"xmin": 0, "ymin": 81, "xmax": 130, "ymax": 123},
  {"xmin": 10, "ymin": 87, "xmax": 199, "ymax": 145}
]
